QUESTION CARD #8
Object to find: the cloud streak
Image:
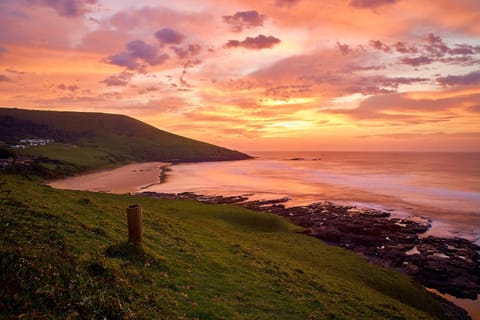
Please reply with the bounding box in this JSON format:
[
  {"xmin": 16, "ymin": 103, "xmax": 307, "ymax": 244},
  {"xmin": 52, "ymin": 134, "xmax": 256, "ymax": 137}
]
[
  {"xmin": 26, "ymin": 0, "xmax": 98, "ymax": 17},
  {"xmin": 225, "ymin": 34, "xmax": 281, "ymax": 50}
]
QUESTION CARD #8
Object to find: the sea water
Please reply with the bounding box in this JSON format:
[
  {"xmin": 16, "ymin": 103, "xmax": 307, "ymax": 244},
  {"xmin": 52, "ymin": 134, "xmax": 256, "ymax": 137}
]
[
  {"xmin": 146, "ymin": 151, "xmax": 480, "ymax": 318},
  {"xmin": 145, "ymin": 151, "xmax": 480, "ymax": 245}
]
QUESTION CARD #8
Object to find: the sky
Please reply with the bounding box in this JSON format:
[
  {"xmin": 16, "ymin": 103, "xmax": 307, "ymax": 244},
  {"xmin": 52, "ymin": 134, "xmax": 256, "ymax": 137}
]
[{"xmin": 1, "ymin": 0, "xmax": 480, "ymax": 152}]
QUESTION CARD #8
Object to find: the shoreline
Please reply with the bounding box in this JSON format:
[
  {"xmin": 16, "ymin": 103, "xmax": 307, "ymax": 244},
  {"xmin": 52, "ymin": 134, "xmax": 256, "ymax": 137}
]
[{"xmin": 47, "ymin": 162, "xmax": 170, "ymax": 194}]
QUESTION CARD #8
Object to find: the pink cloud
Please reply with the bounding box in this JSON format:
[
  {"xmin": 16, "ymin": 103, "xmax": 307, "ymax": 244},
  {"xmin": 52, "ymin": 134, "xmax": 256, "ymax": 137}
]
[
  {"xmin": 26, "ymin": 0, "xmax": 97, "ymax": 17},
  {"xmin": 437, "ymin": 70, "xmax": 480, "ymax": 86},
  {"xmin": 155, "ymin": 28, "xmax": 185, "ymax": 45},
  {"xmin": 171, "ymin": 44, "xmax": 201, "ymax": 59},
  {"xmin": 225, "ymin": 34, "xmax": 281, "ymax": 50},
  {"xmin": 100, "ymin": 72, "xmax": 133, "ymax": 87},
  {"xmin": 56, "ymin": 83, "xmax": 79, "ymax": 91},
  {"xmin": 369, "ymin": 40, "xmax": 391, "ymax": 53},
  {"xmin": 223, "ymin": 11, "xmax": 265, "ymax": 32},
  {"xmin": 106, "ymin": 40, "xmax": 169, "ymax": 71},
  {"xmin": 349, "ymin": 0, "xmax": 397, "ymax": 9},
  {"xmin": 275, "ymin": 0, "xmax": 301, "ymax": 7}
]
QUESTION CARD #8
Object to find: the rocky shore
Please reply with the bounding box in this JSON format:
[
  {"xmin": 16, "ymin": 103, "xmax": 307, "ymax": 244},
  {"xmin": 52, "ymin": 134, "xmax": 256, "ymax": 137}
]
[{"xmin": 138, "ymin": 191, "xmax": 479, "ymax": 318}]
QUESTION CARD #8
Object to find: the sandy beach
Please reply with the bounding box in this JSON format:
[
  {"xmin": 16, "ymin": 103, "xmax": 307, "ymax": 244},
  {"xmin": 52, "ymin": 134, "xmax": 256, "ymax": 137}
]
[{"xmin": 47, "ymin": 162, "xmax": 169, "ymax": 194}]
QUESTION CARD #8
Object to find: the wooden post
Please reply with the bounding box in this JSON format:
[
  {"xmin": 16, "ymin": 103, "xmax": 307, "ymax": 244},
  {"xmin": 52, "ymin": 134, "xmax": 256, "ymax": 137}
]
[{"xmin": 126, "ymin": 204, "xmax": 143, "ymax": 244}]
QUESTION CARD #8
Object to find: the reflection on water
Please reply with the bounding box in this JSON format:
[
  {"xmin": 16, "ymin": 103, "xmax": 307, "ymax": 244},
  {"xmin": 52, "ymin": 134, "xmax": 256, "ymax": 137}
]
[{"xmin": 145, "ymin": 152, "xmax": 480, "ymax": 244}]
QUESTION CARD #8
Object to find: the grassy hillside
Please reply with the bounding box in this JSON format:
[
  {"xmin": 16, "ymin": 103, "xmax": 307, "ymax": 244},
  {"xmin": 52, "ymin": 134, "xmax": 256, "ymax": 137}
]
[
  {"xmin": 0, "ymin": 108, "xmax": 251, "ymax": 166},
  {"xmin": 0, "ymin": 174, "xmax": 452, "ymax": 319}
]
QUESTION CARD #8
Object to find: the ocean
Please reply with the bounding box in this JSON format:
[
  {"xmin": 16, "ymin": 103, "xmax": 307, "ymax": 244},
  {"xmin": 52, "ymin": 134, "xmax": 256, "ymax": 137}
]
[{"xmin": 144, "ymin": 151, "xmax": 480, "ymax": 245}]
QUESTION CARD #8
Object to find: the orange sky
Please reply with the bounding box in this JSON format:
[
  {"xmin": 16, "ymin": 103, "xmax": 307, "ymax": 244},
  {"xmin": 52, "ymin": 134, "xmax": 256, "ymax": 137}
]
[{"xmin": 1, "ymin": 0, "xmax": 480, "ymax": 151}]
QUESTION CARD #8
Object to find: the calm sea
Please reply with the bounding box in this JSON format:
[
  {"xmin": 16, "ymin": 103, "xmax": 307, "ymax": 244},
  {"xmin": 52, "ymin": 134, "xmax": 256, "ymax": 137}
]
[{"xmin": 144, "ymin": 151, "xmax": 480, "ymax": 245}]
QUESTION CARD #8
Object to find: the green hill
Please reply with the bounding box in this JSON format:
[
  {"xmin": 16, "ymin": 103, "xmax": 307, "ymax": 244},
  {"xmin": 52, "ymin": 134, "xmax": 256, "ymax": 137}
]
[
  {"xmin": 0, "ymin": 108, "xmax": 251, "ymax": 169},
  {"xmin": 0, "ymin": 174, "xmax": 457, "ymax": 319}
]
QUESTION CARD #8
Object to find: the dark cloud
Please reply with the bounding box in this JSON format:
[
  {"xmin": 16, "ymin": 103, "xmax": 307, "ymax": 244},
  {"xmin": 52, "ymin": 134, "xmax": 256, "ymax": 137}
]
[
  {"xmin": 0, "ymin": 46, "xmax": 6, "ymax": 54},
  {"xmin": 56, "ymin": 83, "xmax": 79, "ymax": 91},
  {"xmin": 223, "ymin": 11, "xmax": 265, "ymax": 32},
  {"xmin": 106, "ymin": 40, "xmax": 169, "ymax": 71},
  {"xmin": 275, "ymin": 0, "xmax": 301, "ymax": 7},
  {"xmin": 369, "ymin": 34, "xmax": 480, "ymax": 68},
  {"xmin": 100, "ymin": 72, "xmax": 133, "ymax": 87},
  {"xmin": 0, "ymin": 74, "xmax": 10, "ymax": 82},
  {"xmin": 336, "ymin": 42, "xmax": 353, "ymax": 55},
  {"xmin": 171, "ymin": 44, "xmax": 201, "ymax": 59},
  {"xmin": 349, "ymin": 0, "xmax": 397, "ymax": 9},
  {"xmin": 393, "ymin": 41, "xmax": 418, "ymax": 54},
  {"xmin": 398, "ymin": 56, "xmax": 433, "ymax": 66},
  {"xmin": 449, "ymin": 44, "xmax": 477, "ymax": 55},
  {"xmin": 126, "ymin": 40, "xmax": 168, "ymax": 65},
  {"xmin": 437, "ymin": 70, "xmax": 480, "ymax": 86},
  {"xmin": 423, "ymin": 33, "xmax": 449, "ymax": 58},
  {"xmin": 155, "ymin": 28, "xmax": 185, "ymax": 46},
  {"xmin": 108, "ymin": 51, "xmax": 140, "ymax": 71},
  {"xmin": 26, "ymin": 0, "xmax": 97, "ymax": 17},
  {"xmin": 225, "ymin": 34, "xmax": 281, "ymax": 50},
  {"xmin": 369, "ymin": 40, "xmax": 391, "ymax": 53}
]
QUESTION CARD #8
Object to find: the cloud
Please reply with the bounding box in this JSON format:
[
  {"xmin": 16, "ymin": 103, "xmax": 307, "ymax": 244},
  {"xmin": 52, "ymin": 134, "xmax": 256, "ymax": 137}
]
[
  {"xmin": 331, "ymin": 91, "xmax": 480, "ymax": 124},
  {"xmin": 0, "ymin": 74, "xmax": 10, "ymax": 82},
  {"xmin": 437, "ymin": 70, "xmax": 480, "ymax": 86},
  {"xmin": 336, "ymin": 42, "xmax": 354, "ymax": 55},
  {"xmin": 398, "ymin": 56, "xmax": 433, "ymax": 66},
  {"xmin": 393, "ymin": 41, "xmax": 418, "ymax": 54},
  {"xmin": 0, "ymin": 46, "xmax": 6, "ymax": 54},
  {"xmin": 126, "ymin": 40, "xmax": 168, "ymax": 65},
  {"xmin": 449, "ymin": 44, "xmax": 477, "ymax": 55},
  {"xmin": 171, "ymin": 44, "xmax": 201, "ymax": 59},
  {"xmin": 423, "ymin": 33, "xmax": 449, "ymax": 58},
  {"xmin": 275, "ymin": 0, "xmax": 301, "ymax": 7},
  {"xmin": 349, "ymin": 0, "xmax": 397, "ymax": 9},
  {"xmin": 225, "ymin": 34, "xmax": 281, "ymax": 50},
  {"xmin": 107, "ymin": 51, "xmax": 140, "ymax": 71},
  {"xmin": 155, "ymin": 28, "xmax": 185, "ymax": 45},
  {"xmin": 106, "ymin": 40, "xmax": 169, "ymax": 71},
  {"xmin": 264, "ymin": 84, "xmax": 312, "ymax": 99},
  {"xmin": 56, "ymin": 83, "xmax": 79, "ymax": 91},
  {"xmin": 222, "ymin": 10, "xmax": 265, "ymax": 32},
  {"xmin": 100, "ymin": 72, "xmax": 133, "ymax": 87},
  {"xmin": 369, "ymin": 40, "xmax": 391, "ymax": 53},
  {"xmin": 26, "ymin": 0, "xmax": 97, "ymax": 17}
]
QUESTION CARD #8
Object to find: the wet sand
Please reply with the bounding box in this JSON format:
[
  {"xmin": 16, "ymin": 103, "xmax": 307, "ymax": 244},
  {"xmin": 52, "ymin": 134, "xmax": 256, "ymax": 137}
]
[{"xmin": 47, "ymin": 162, "xmax": 169, "ymax": 194}]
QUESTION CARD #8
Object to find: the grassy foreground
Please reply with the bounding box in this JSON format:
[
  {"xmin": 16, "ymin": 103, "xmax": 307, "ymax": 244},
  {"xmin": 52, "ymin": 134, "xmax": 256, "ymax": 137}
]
[{"xmin": 0, "ymin": 174, "xmax": 449, "ymax": 319}]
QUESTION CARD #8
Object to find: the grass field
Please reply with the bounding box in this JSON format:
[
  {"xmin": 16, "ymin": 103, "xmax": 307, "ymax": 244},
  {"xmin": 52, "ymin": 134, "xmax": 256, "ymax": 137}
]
[{"xmin": 0, "ymin": 174, "xmax": 450, "ymax": 319}]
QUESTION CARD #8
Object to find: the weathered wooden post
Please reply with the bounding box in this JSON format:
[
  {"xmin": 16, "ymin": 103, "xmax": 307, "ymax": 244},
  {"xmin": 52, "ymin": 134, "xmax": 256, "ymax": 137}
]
[{"xmin": 126, "ymin": 204, "xmax": 143, "ymax": 244}]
